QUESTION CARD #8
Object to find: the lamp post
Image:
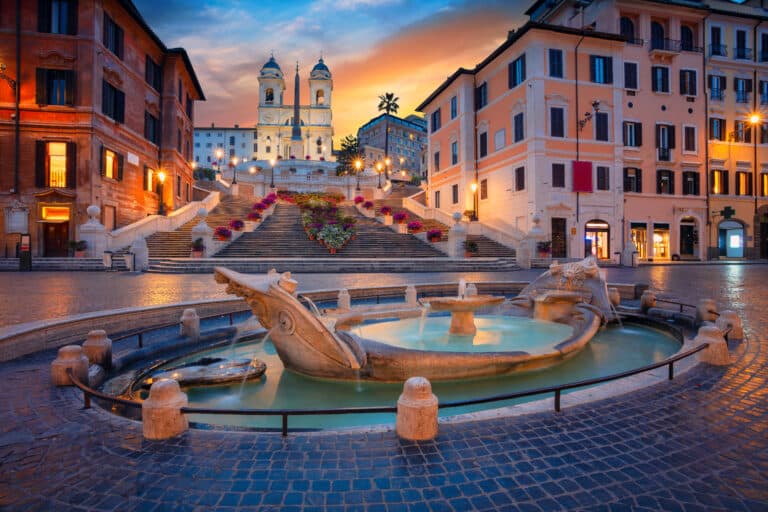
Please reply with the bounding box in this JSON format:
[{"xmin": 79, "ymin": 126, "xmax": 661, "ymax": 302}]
[
  {"xmin": 231, "ymin": 156, "xmax": 239, "ymax": 184},
  {"xmin": 157, "ymin": 170, "xmax": 166, "ymax": 215},
  {"xmin": 376, "ymin": 162, "xmax": 383, "ymax": 188},
  {"xmin": 385, "ymin": 157, "xmax": 391, "ymax": 185},
  {"xmin": 355, "ymin": 159, "xmax": 362, "ymax": 191},
  {"xmin": 470, "ymin": 181, "xmax": 478, "ymax": 221},
  {"xmin": 215, "ymin": 148, "xmax": 223, "ymax": 176},
  {"xmin": 269, "ymin": 158, "xmax": 276, "ymax": 188},
  {"xmin": 751, "ymin": 113, "xmax": 761, "ymax": 257}
]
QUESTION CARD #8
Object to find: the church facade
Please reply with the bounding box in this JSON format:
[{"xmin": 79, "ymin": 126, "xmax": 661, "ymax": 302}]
[{"xmin": 254, "ymin": 57, "xmax": 334, "ymax": 162}]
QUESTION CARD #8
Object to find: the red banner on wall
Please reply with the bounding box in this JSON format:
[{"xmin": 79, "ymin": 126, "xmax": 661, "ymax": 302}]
[{"xmin": 572, "ymin": 161, "xmax": 593, "ymax": 192}]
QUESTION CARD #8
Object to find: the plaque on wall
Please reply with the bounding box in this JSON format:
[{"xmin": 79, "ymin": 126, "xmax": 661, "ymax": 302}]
[{"xmin": 4, "ymin": 201, "xmax": 29, "ymax": 234}]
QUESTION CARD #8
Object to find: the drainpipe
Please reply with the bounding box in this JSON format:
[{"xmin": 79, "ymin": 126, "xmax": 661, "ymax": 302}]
[
  {"xmin": 703, "ymin": 13, "xmax": 711, "ymax": 261},
  {"xmin": 13, "ymin": 0, "xmax": 20, "ymax": 195},
  {"xmin": 753, "ymin": 20, "xmax": 762, "ymax": 258},
  {"xmin": 575, "ymin": 32, "xmax": 586, "ymax": 237},
  {"xmin": 473, "ymin": 74, "xmax": 479, "ymax": 221}
]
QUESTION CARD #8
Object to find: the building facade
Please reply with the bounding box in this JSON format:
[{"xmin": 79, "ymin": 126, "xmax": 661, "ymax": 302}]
[
  {"xmin": 418, "ymin": 0, "xmax": 768, "ymax": 261},
  {"xmin": 193, "ymin": 124, "xmax": 257, "ymax": 168},
  {"xmin": 357, "ymin": 113, "xmax": 427, "ymax": 176},
  {"xmin": 0, "ymin": 0, "xmax": 204, "ymax": 257}
]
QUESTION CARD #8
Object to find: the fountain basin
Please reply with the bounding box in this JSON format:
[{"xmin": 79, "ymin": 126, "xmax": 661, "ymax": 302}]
[{"xmin": 420, "ymin": 295, "xmax": 505, "ymax": 335}]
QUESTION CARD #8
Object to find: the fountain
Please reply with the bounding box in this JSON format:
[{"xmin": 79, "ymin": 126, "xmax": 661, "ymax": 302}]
[{"xmin": 212, "ymin": 258, "xmax": 610, "ymax": 382}]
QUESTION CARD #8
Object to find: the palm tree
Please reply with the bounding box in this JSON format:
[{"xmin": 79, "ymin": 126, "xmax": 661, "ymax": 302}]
[{"xmin": 377, "ymin": 92, "xmax": 399, "ymax": 178}]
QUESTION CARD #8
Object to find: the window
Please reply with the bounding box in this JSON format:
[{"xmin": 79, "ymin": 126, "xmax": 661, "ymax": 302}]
[
  {"xmin": 479, "ymin": 132, "xmax": 488, "ymax": 158},
  {"xmin": 682, "ymin": 171, "xmax": 699, "ymax": 195},
  {"xmin": 595, "ymin": 112, "xmax": 609, "ymax": 142},
  {"xmin": 655, "ymin": 124, "xmax": 675, "ymax": 160},
  {"xmin": 38, "ymin": 0, "xmax": 77, "ymax": 35},
  {"xmin": 620, "ymin": 17, "xmax": 635, "ymax": 41},
  {"xmin": 102, "ymin": 81, "xmax": 125, "ymax": 123},
  {"xmin": 710, "ymin": 117, "xmax": 726, "ymax": 141},
  {"xmin": 185, "ymin": 183, "xmax": 190, "ymax": 202},
  {"xmin": 710, "ymin": 170, "xmax": 728, "ymax": 194},
  {"xmin": 515, "ymin": 167, "xmax": 525, "ymax": 191},
  {"xmin": 144, "ymin": 167, "xmax": 155, "ymax": 192},
  {"xmin": 762, "ymin": 173, "xmax": 768, "ymax": 196},
  {"xmin": 623, "ymin": 121, "xmax": 642, "ymax": 147},
  {"xmin": 509, "ymin": 54, "xmax": 526, "ymax": 88},
  {"xmin": 103, "ymin": 14, "xmax": 123, "ymax": 59},
  {"xmin": 549, "ymin": 49, "xmax": 563, "ymax": 78},
  {"xmin": 656, "ymin": 170, "xmax": 674, "ymax": 194},
  {"xmin": 35, "ymin": 68, "xmax": 75, "ymax": 106},
  {"xmin": 623, "ymin": 167, "xmax": 642, "ymax": 193},
  {"xmin": 434, "ymin": 190, "xmax": 440, "ymax": 208},
  {"xmin": 452, "ymin": 184, "xmax": 458, "ymax": 204},
  {"xmin": 144, "ymin": 112, "xmax": 159, "ymax": 144},
  {"xmin": 451, "ymin": 141, "xmax": 458, "ymax": 165},
  {"xmin": 762, "ymin": 123, "xmax": 768, "ymax": 144},
  {"xmin": 681, "ymin": 25, "xmax": 695, "ymax": 51},
  {"xmin": 433, "ymin": 151, "xmax": 440, "ymax": 172},
  {"xmin": 229, "ymin": 136, "xmax": 235, "ymax": 146},
  {"xmin": 35, "ymin": 141, "xmax": 75, "ymax": 188},
  {"xmin": 684, "ymin": 126, "xmax": 696, "ymax": 152},
  {"xmin": 624, "ymin": 62, "xmax": 638, "ymax": 90},
  {"xmin": 265, "ymin": 88, "xmax": 274, "ymax": 103},
  {"xmin": 760, "ymin": 81, "xmax": 768, "ymax": 104},
  {"xmin": 761, "ymin": 33, "xmax": 768, "ymax": 62},
  {"xmin": 597, "ymin": 166, "xmax": 610, "ymax": 190},
  {"xmin": 176, "ymin": 175, "xmax": 182, "ymax": 197},
  {"xmin": 734, "ymin": 77, "xmax": 752, "ymax": 103},
  {"xmin": 735, "ymin": 29, "xmax": 750, "ymax": 59},
  {"xmin": 480, "ymin": 179, "xmax": 488, "ymax": 200},
  {"xmin": 711, "ymin": 26, "xmax": 726, "ymax": 56},
  {"xmin": 651, "ymin": 66, "xmax": 669, "ymax": 93},
  {"xmin": 145, "ymin": 56, "xmax": 162, "ymax": 92},
  {"xmin": 550, "ymin": 107, "xmax": 564, "ymax": 138},
  {"xmin": 178, "ymin": 129, "xmax": 183, "ymax": 153},
  {"xmin": 450, "ymin": 96, "xmax": 457, "ymax": 119},
  {"xmin": 552, "ymin": 163, "xmax": 565, "ymax": 188},
  {"xmin": 708, "ymin": 75, "xmax": 725, "ymax": 101},
  {"xmin": 589, "ymin": 55, "xmax": 613, "ymax": 84},
  {"xmin": 431, "ymin": 108, "xmax": 441, "ymax": 132},
  {"xmin": 494, "ymin": 129, "xmax": 505, "ymax": 151},
  {"xmin": 680, "ymin": 70, "xmax": 697, "ymax": 96},
  {"xmin": 475, "ymin": 82, "xmax": 488, "ymax": 109},
  {"xmin": 513, "ymin": 112, "xmax": 524, "ymax": 142},
  {"xmin": 186, "ymin": 94, "xmax": 193, "ymax": 119},
  {"xmin": 734, "ymin": 120, "xmax": 751, "ymax": 143},
  {"xmin": 101, "ymin": 147, "xmax": 123, "ymax": 181},
  {"xmin": 650, "ymin": 21, "xmax": 666, "ymax": 50},
  {"xmin": 316, "ymin": 89, "xmax": 325, "ymax": 105},
  {"xmin": 735, "ymin": 171, "xmax": 753, "ymax": 195},
  {"xmin": 178, "ymin": 79, "xmax": 183, "ymax": 103}
]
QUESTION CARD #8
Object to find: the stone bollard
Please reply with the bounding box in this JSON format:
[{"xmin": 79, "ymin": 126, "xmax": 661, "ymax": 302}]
[
  {"xmin": 640, "ymin": 290, "xmax": 656, "ymax": 313},
  {"xmin": 142, "ymin": 379, "xmax": 189, "ymax": 440},
  {"xmin": 465, "ymin": 284, "xmax": 478, "ymax": 297},
  {"xmin": 51, "ymin": 345, "xmax": 90, "ymax": 386},
  {"xmin": 695, "ymin": 325, "xmax": 730, "ymax": 366},
  {"xmin": 337, "ymin": 289, "xmax": 351, "ymax": 310},
  {"xmin": 696, "ymin": 298, "xmax": 718, "ymax": 325},
  {"xmin": 179, "ymin": 308, "xmax": 200, "ymax": 340},
  {"xmin": 82, "ymin": 329, "xmax": 112, "ymax": 370},
  {"xmin": 608, "ymin": 287, "xmax": 621, "ymax": 307},
  {"xmin": 716, "ymin": 310, "xmax": 744, "ymax": 340},
  {"xmin": 396, "ymin": 377, "xmax": 438, "ymax": 441},
  {"xmin": 405, "ymin": 285, "xmax": 418, "ymax": 306}
]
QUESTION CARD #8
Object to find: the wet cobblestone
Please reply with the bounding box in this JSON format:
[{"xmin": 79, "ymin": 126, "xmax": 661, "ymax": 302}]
[{"xmin": 0, "ymin": 266, "xmax": 767, "ymax": 510}]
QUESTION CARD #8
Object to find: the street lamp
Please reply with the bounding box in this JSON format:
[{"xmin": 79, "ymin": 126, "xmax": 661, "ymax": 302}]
[
  {"xmin": 355, "ymin": 159, "xmax": 362, "ymax": 190},
  {"xmin": 231, "ymin": 156, "xmax": 239, "ymax": 184},
  {"xmin": 269, "ymin": 158, "xmax": 276, "ymax": 188},
  {"xmin": 750, "ymin": 113, "xmax": 761, "ymax": 241},
  {"xmin": 376, "ymin": 162, "xmax": 383, "ymax": 188},
  {"xmin": 215, "ymin": 148, "xmax": 224, "ymax": 175},
  {"xmin": 470, "ymin": 181, "xmax": 478, "ymax": 221},
  {"xmin": 249, "ymin": 166, "xmax": 256, "ymax": 175},
  {"xmin": 157, "ymin": 170, "xmax": 166, "ymax": 215},
  {"xmin": 385, "ymin": 157, "xmax": 391, "ymax": 182}
]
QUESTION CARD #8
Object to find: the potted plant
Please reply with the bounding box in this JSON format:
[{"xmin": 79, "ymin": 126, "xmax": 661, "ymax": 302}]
[
  {"xmin": 537, "ymin": 240, "xmax": 552, "ymax": 257},
  {"xmin": 354, "ymin": 196, "xmax": 365, "ymax": 205},
  {"xmin": 214, "ymin": 226, "xmax": 232, "ymax": 241},
  {"xmin": 229, "ymin": 219, "xmax": 245, "ymax": 231},
  {"xmin": 362, "ymin": 201, "xmax": 374, "ymax": 210},
  {"xmin": 407, "ymin": 220, "xmax": 423, "ymax": 233},
  {"xmin": 69, "ymin": 240, "xmax": 87, "ymax": 257},
  {"xmin": 253, "ymin": 201, "xmax": 267, "ymax": 212},
  {"xmin": 190, "ymin": 238, "xmax": 205, "ymax": 257},
  {"xmin": 380, "ymin": 206, "xmax": 392, "ymax": 216},
  {"xmin": 464, "ymin": 240, "xmax": 479, "ymax": 258},
  {"xmin": 426, "ymin": 229, "xmax": 442, "ymax": 242},
  {"xmin": 393, "ymin": 211, "xmax": 409, "ymax": 224},
  {"xmin": 247, "ymin": 211, "xmax": 262, "ymax": 222}
]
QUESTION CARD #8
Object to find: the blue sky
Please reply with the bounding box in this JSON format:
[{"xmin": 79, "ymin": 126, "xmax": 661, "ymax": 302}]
[{"xmin": 133, "ymin": 0, "xmax": 529, "ymax": 139}]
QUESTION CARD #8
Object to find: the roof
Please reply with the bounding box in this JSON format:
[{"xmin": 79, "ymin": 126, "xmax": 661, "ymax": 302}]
[
  {"xmin": 312, "ymin": 58, "xmax": 329, "ymax": 72},
  {"xmin": 416, "ymin": 21, "xmax": 625, "ymax": 112},
  {"xmin": 357, "ymin": 113, "xmax": 428, "ymax": 135},
  {"xmin": 120, "ymin": 0, "xmax": 205, "ymax": 100},
  {"xmin": 262, "ymin": 56, "xmax": 282, "ymax": 71}
]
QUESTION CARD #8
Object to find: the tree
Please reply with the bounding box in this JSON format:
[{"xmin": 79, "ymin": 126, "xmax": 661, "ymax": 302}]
[
  {"xmin": 377, "ymin": 92, "xmax": 399, "ymax": 178},
  {"xmin": 335, "ymin": 135, "xmax": 364, "ymax": 176}
]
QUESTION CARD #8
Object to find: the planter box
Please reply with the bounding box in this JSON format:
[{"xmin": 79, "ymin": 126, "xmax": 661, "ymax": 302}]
[
  {"xmin": 383, "ymin": 215, "xmax": 393, "ymax": 226},
  {"xmin": 396, "ymin": 223, "xmax": 408, "ymax": 234}
]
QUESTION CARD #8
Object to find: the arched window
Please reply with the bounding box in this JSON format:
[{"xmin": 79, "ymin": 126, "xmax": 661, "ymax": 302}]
[
  {"xmin": 651, "ymin": 21, "xmax": 665, "ymax": 50},
  {"xmin": 316, "ymin": 89, "xmax": 325, "ymax": 105},
  {"xmin": 265, "ymin": 88, "xmax": 274, "ymax": 103},
  {"xmin": 620, "ymin": 17, "xmax": 635, "ymax": 41},
  {"xmin": 680, "ymin": 25, "xmax": 694, "ymax": 51}
]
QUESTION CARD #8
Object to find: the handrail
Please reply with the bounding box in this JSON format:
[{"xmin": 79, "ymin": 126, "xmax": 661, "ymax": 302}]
[
  {"xmin": 655, "ymin": 298, "xmax": 696, "ymax": 313},
  {"xmin": 66, "ymin": 339, "xmax": 709, "ymax": 437}
]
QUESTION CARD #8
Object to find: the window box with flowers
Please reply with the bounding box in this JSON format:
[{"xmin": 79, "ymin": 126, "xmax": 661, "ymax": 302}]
[
  {"xmin": 229, "ymin": 219, "xmax": 245, "ymax": 231},
  {"xmin": 407, "ymin": 220, "xmax": 423, "ymax": 233},
  {"xmin": 190, "ymin": 237, "xmax": 205, "ymax": 258},
  {"xmin": 380, "ymin": 206, "xmax": 393, "ymax": 225},
  {"xmin": 426, "ymin": 229, "xmax": 443, "ymax": 242},
  {"xmin": 214, "ymin": 226, "xmax": 232, "ymax": 241}
]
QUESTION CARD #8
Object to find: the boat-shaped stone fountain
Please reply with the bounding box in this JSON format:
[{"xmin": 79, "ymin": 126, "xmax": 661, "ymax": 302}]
[{"xmin": 213, "ymin": 257, "xmax": 612, "ymax": 382}]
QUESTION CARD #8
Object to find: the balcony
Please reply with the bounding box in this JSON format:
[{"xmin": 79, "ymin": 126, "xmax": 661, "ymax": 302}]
[
  {"xmin": 650, "ymin": 38, "xmax": 681, "ymax": 55},
  {"xmin": 710, "ymin": 89, "xmax": 725, "ymax": 101},
  {"xmin": 736, "ymin": 91, "xmax": 751, "ymax": 104},
  {"xmin": 709, "ymin": 43, "xmax": 728, "ymax": 57},
  {"xmin": 761, "ymin": 94, "xmax": 768, "ymax": 105},
  {"xmin": 680, "ymin": 42, "xmax": 704, "ymax": 53},
  {"xmin": 657, "ymin": 147, "xmax": 671, "ymax": 161},
  {"xmin": 627, "ymin": 37, "xmax": 645, "ymax": 46},
  {"xmin": 734, "ymin": 47, "xmax": 753, "ymax": 60}
]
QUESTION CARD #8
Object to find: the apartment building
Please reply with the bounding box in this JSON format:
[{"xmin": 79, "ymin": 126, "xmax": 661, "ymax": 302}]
[
  {"xmin": 193, "ymin": 124, "xmax": 257, "ymax": 168},
  {"xmin": 0, "ymin": 0, "xmax": 204, "ymax": 257},
  {"xmin": 357, "ymin": 113, "xmax": 427, "ymax": 176}
]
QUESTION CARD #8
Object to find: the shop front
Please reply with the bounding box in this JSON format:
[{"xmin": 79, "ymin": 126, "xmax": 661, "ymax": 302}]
[
  {"xmin": 35, "ymin": 190, "xmax": 75, "ymax": 257},
  {"xmin": 584, "ymin": 220, "xmax": 610, "ymax": 259}
]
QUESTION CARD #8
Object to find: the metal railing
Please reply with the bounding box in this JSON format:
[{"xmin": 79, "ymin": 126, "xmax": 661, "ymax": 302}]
[
  {"xmin": 111, "ymin": 309, "xmax": 249, "ymax": 348},
  {"xmin": 650, "ymin": 38, "xmax": 681, "ymax": 53}
]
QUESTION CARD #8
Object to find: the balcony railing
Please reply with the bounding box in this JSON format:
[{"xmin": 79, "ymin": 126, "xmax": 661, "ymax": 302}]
[
  {"xmin": 650, "ymin": 38, "xmax": 681, "ymax": 53},
  {"xmin": 680, "ymin": 42, "xmax": 704, "ymax": 53},
  {"xmin": 710, "ymin": 89, "xmax": 725, "ymax": 101},
  {"xmin": 736, "ymin": 91, "xmax": 751, "ymax": 104},
  {"xmin": 627, "ymin": 37, "xmax": 644, "ymax": 46},
  {"xmin": 709, "ymin": 43, "xmax": 728, "ymax": 57},
  {"xmin": 657, "ymin": 147, "xmax": 671, "ymax": 161},
  {"xmin": 734, "ymin": 47, "xmax": 753, "ymax": 60},
  {"xmin": 761, "ymin": 94, "xmax": 768, "ymax": 105}
]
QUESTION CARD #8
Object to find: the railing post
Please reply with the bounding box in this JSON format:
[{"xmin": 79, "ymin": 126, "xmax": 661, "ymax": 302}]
[
  {"xmin": 282, "ymin": 414, "xmax": 288, "ymax": 437},
  {"xmin": 138, "ymin": 333, "xmax": 143, "ymax": 348},
  {"xmin": 554, "ymin": 389, "xmax": 561, "ymax": 412},
  {"xmin": 229, "ymin": 313, "xmax": 234, "ymax": 325},
  {"xmin": 668, "ymin": 362, "xmax": 674, "ymax": 380}
]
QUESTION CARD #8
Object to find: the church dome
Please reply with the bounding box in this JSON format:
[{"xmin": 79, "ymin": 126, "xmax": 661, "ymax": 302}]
[
  {"xmin": 260, "ymin": 56, "xmax": 283, "ymax": 79},
  {"xmin": 310, "ymin": 58, "xmax": 331, "ymax": 80}
]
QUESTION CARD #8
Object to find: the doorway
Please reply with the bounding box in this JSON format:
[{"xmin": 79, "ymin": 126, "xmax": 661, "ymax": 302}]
[
  {"xmin": 718, "ymin": 220, "xmax": 744, "ymax": 258},
  {"xmin": 584, "ymin": 220, "xmax": 610, "ymax": 259},
  {"xmin": 761, "ymin": 220, "xmax": 768, "ymax": 259},
  {"xmin": 551, "ymin": 217, "xmax": 567, "ymax": 258},
  {"xmin": 679, "ymin": 217, "xmax": 698, "ymax": 259},
  {"xmin": 43, "ymin": 222, "xmax": 69, "ymax": 257}
]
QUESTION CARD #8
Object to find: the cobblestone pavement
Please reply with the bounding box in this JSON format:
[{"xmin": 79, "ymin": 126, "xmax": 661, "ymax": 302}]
[{"xmin": 0, "ymin": 266, "xmax": 767, "ymax": 511}]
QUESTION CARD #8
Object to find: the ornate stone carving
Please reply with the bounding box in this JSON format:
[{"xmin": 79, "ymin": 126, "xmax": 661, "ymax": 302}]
[
  {"xmin": 38, "ymin": 49, "xmax": 76, "ymax": 67},
  {"xmin": 102, "ymin": 66, "xmax": 123, "ymax": 87}
]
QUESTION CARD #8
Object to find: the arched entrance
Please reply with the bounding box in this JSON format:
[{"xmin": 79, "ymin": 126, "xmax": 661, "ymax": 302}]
[
  {"xmin": 678, "ymin": 216, "xmax": 699, "ymax": 259},
  {"xmin": 718, "ymin": 220, "xmax": 744, "ymax": 258},
  {"xmin": 584, "ymin": 220, "xmax": 610, "ymax": 259}
]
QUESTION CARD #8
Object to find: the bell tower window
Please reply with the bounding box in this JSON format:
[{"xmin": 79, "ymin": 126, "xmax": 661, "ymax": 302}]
[
  {"xmin": 316, "ymin": 89, "xmax": 325, "ymax": 105},
  {"xmin": 265, "ymin": 88, "xmax": 274, "ymax": 104}
]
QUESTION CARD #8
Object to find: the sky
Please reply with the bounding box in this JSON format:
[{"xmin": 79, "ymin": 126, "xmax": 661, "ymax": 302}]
[{"xmin": 133, "ymin": 0, "xmax": 530, "ymax": 143}]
